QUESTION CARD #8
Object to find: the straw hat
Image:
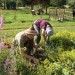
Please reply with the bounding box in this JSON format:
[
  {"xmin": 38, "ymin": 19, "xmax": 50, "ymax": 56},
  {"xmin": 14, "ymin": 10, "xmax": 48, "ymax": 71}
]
[{"xmin": 25, "ymin": 28, "xmax": 37, "ymax": 36}]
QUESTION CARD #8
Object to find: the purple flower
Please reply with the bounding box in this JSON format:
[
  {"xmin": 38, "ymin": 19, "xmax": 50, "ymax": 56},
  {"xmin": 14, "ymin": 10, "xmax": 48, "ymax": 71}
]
[
  {"xmin": 4, "ymin": 58, "xmax": 10, "ymax": 70},
  {"xmin": 0, "ymin": 15, "xmax": 4, "ymax": 29},
  {"xmin": 0, "ymin": 42, "xmax": 4, "ymax": 48}
]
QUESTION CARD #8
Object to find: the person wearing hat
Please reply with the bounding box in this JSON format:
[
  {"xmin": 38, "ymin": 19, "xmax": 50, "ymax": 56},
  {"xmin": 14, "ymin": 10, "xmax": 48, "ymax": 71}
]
[
  {"xmin": 32, "ymin": 18, "xmax": 53, "ymax": 47},
  {"xmin": 13, "ymin": 27, "xmax": 37, "ymax": 55}
]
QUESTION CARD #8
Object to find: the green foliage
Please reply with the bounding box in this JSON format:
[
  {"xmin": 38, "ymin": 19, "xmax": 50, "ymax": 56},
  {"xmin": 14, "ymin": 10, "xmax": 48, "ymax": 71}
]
[
  {"xmin": 0, "ymin": 48, "xmax": 10, "ymax": 75},
  {"xmin": 1, "ymin": 30, "xmax": 75, "ymax": 75},
  {"xmin": 0, "ymin": 10, "xmax": 75, "ymax": 75},
  {"xmin": 0, "ymin": 48, "xmax": 9, "ymax": 64},
  {"xmin": 50, "ymin": 30, "xmax": 75, "ymax": 51},
  {"xmin": 50, "ymin": 0, "xmax": 67, "ymax": 7},
  {"xmin": 62, "ymin": 67, "xmax": 70, "ymax": 75},
  {"xmin": 50, "ymin": 36, "xmax": 74, "ymax": 51},
  {"xmin": 59, "ymin": 50, "xmax": 75, "ymax": 61},
  {"xmin": 67, "ymin": 0, "xmax": 75, "ymax": 9},
  {"xmin": 37, "ymin": 60, "xmax": 62, "ymax": 75},
  {"xmin": 6, "ymin": 1, "xmax": 16, "ymax": 10}
]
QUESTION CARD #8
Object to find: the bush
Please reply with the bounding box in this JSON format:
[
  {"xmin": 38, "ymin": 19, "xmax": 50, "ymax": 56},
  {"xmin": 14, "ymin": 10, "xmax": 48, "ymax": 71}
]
[
  {"xmin": 50, "ymin": 30, "xmax": 75, "ymax": 51},
  {"xmin": 6, "ymin": 1, "xmax": 16, "ymax": 10},
  {"xmin": 6, "ymin": 1, "xmax": 10, "ymax": 9}
]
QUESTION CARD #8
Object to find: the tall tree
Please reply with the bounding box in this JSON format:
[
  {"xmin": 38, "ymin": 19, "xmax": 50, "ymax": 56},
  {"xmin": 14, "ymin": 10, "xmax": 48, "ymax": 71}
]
[
  {"xmin": 0, "ymin": 0, "xmax": 6, "ymax": 9},
  {"xmin": 67, "ymin": 0, "xmax": 75, "ymax": 9},
  {"xmin": 50, "ymin": 0, "xmax": 67, "ymax": 7},
  {"xmin": 21, "ymin": 0, "xmax": 38, "ymax": 9},
  {"xmin": 67, "ymin": 0, "xmax": 75, "ymax": 18},
  {"xmin": 38, "ymin": 0, "xmax": 50, "ymax": 14}
]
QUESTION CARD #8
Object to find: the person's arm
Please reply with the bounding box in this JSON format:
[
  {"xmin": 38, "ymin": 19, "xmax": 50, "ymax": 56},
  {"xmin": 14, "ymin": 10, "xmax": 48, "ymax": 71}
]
[{"xmin": 41, "ymin": 29, "xmax": 47, "ymax": 42}]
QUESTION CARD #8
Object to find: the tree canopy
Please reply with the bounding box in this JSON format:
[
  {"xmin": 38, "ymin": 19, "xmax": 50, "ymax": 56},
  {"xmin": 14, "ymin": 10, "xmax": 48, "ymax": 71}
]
[{"xmin": 0, "ymin": 0, "xmax": 75, "ymax": 10}]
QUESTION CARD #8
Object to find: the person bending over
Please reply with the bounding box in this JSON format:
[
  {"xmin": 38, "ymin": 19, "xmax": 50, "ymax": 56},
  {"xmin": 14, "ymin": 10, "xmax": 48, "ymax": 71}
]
[
  {"xmin": 32, "ymin": 18, "xmax": 53, "ymax": 48},
  {"xmin": 13, "ymin": 27, "xmax": 37, "ymax": 55}
]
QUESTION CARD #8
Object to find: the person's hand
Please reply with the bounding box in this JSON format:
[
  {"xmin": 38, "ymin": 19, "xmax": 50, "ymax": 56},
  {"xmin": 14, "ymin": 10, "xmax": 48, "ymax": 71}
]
[
  {"xmin": 45, "ymin": 41, "xmax": 50, "ymax": 46},
  {"xmin": 34, "ymin": 45, "xmax": 39, "ymax": 50},
  {"xmin": 41, "ymin": 29, "xmax": 45, "ymax": 35}
]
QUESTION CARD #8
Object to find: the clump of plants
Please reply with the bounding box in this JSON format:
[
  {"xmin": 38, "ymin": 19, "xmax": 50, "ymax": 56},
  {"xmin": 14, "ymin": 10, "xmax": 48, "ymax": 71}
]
[
  {"xmin": 1, "ymin": 30, "xmax": 75, "ymax": 75},
  {"xmin": 49, "ymin": 30, "xmax": 75, "ymax": 51}
]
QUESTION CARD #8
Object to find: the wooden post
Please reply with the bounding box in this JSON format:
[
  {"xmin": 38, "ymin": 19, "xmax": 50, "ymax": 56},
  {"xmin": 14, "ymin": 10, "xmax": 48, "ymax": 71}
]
[
  {"xmin": 55, "ymin": 8, "xmax": 58, "ymax": 20},
  {"xmin": 63, "ymin": 9, "xmax": 66, "ymax": 20}
]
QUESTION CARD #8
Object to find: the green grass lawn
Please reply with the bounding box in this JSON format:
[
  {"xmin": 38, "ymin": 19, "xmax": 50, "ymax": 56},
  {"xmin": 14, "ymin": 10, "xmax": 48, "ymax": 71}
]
[
  {"xmin": 0, "ymin": 10, "xmax": 75, "ymax": 42},
  {"xmin": 3, "ymin": 20, "xmax": 75, "ymax": 29},
  {"xmin": 54, "ymin": 26, "xmax": 75, "ymax": 33}
]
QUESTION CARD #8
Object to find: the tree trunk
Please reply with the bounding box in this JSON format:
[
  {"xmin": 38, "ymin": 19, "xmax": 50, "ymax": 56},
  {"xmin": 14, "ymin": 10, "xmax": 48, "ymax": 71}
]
[
  {"xmin": 31, "ymin": 3, "xmax": 34, "ymax": 10},
  {"xmin": 45, "ymin": 5, "xmax": 47, "ymax": 14},
  {"xmin": 4, "ymin": 1, "xmax": 6, "ymax": 9}
]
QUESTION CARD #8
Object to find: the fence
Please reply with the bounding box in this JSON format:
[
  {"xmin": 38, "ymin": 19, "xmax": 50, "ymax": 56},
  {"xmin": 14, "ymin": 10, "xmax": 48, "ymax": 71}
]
[{"xmin": 49, "ymin": 8, "xmax": 73, "ymax": 20}]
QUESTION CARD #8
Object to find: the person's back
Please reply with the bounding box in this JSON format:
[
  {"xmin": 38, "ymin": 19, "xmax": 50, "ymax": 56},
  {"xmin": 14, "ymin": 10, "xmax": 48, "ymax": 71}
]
[
  {"xmin": 13, "ymin": 28, "xmax": 37, "ymax": 54},
  {"xmin": 34, "ymin": 19, "xmax": 52, "ymax": 30},
  {"xmin": 34, "ymin": 19, "xmax": 45, "ymax": 28},
  {"xmin": 14, "ymin": 31, "xmax": 25, "ymax": 43}
]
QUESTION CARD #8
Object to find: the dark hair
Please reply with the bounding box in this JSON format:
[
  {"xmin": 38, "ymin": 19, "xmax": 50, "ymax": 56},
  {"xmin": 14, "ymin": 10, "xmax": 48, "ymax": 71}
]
[{"xmin": 46, "ymin": 22, "xmax": 52, "ymax": 28}]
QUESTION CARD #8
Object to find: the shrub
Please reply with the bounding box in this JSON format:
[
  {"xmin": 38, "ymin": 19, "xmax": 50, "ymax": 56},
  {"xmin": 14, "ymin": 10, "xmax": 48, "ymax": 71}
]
[
  {"xmin": 50, "ymin": 30, "xmax": 75, "ymax": 51},
  {"xmin": 6, "ymin": 1, "xmax": 16, "ymax": 10}
]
